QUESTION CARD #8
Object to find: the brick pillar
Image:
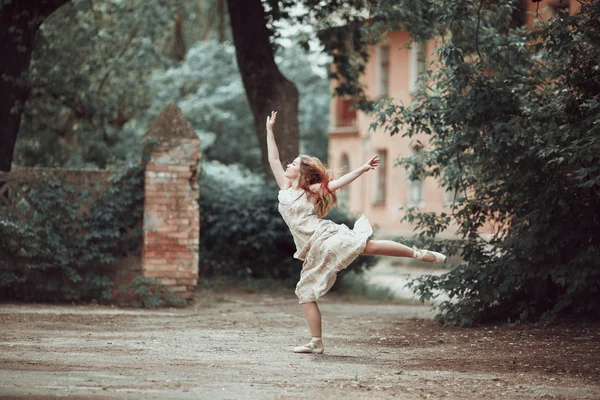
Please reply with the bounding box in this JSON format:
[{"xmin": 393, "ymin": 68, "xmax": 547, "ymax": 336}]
[{"xmin": 142, "ymin": 103, "xmax": 201, "ymax": 299}]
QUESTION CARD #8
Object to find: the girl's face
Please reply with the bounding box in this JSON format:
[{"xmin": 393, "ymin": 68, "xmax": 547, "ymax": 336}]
[{"xmin": 285, "ymin": 157, "xmax": 301, "ymax": 179}]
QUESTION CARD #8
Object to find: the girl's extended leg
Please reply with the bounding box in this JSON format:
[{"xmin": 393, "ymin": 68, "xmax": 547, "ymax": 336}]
[
  {"xmin": 294, "ymin": 302, "xmax": 324, "ymax": 354},
  {"xmin": 361, "ymin": 239, "xmax": 446, "ymax": 263}
]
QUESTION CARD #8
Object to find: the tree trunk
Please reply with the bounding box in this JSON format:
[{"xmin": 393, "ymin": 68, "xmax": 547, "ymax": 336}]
[
  {"xmin": 171, "ymin": 13, "xmax": 187, "ymax": 61},
  {"xmin": 216, "ymin": 0, "xmax": 225, "ymax": 42},
  {"xmin": 0, "ymin": 0, "xmax": 70, "ymax": 172},
  {"xmin": 226, "ymin": 0, "xmax": 300, "ymax": 176}
]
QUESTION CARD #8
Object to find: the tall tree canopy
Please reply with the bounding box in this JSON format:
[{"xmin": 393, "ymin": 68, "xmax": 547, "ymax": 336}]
[
  {"xmin": 2, "ymin": 0, "xmax": 328, "ymax": 174},
  {"xmin": 4, "ymin": 0, "xmax": 329, "ymax": 172}
]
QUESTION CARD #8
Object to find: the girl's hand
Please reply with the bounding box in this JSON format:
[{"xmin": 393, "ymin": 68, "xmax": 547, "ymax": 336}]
[
  {"xmin": 362, "ymin": 155, "xmax": 381, "ymax": 172},
  {"xmin": 266, "ymin": 111, "xmax": 277, "ymax": 131}
]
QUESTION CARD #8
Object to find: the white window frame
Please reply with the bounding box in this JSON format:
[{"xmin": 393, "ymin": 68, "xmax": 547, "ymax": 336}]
[
  {"xmin": 375, "ymin": 45, "xmax": 390, "ymax": 98},
  {"xmin": 338, "ymin": 153, "xmax": 351, "ymax": 209},
  {"xmin": 372, "ymin": 149, "xmax": 387, "ymax": 205},
  {"xmin": 409, "ymin": 41, "xmax": 428, "ymax": 94},
  {"xmin": 408, "ymin": 179, "xmax": 423, "ymax": 206},
  {"xmin": 407, "ymin": 146, "xmax": 425, "ymax": 207}
]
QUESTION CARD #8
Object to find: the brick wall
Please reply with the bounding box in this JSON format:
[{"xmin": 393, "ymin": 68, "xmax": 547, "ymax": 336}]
[{"xmin": 141, "ymin": 103, "xmax": 201, "ymax": 299}]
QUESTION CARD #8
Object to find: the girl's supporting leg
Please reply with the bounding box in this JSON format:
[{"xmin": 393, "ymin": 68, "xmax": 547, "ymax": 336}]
[
  {"xmin": 301, "ymin": 301, "xmax": 322, "ymax": 337},
  {"xmin": 361, "ymin": 239, "xmax": 444, "ymax": 263},
  {"xmin": 294, "ymin": 302, "xmax": 324, "ymax": 354}
]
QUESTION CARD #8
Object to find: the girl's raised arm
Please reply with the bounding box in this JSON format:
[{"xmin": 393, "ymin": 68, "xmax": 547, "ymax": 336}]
[
  {"xmin": 266, "ymin": 111, "xmax": 291, "ymax": 190},
  {"xmin": 320, "ymin": 155, "xmax": 380, "ymax": 193}
]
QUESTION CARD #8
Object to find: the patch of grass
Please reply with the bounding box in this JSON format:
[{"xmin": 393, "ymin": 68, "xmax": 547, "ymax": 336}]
[
  {"xmin": 118, "ymin": 277, "xmax": 186, "ymax": 309},
  {"xmin": 197, "ymin": 276, "xmax": 296, "ymax": 296},
  {"xmin": 334, "ymin": 271, "xmax": 416, "ymax": 304},
  {"xmin": 196, "ymin": 273, "xmax": 420, "ymax": 305}
]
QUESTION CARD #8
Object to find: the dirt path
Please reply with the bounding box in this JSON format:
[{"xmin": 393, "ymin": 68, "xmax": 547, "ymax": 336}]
[{"xmin": 0, "ymin": 290, "xmax": 599, "ymax": 399}]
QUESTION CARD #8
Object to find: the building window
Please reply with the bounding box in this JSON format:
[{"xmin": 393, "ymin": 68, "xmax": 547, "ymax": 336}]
[
  {"xmin": 373, "ymin": 150, "xmax": 387, "ymax": 204},
  {"xmin": 409, "ymin": 41, "xmax": 427, "ymax": 93},
  {"xmin": 338, "ymin": 153, "xmax": 351, "ymax": 208},
  {"xmin": 335, "ymin": 97, "xmax": 356, "ymax": 127},
  {"xmin": 409, "ymin": 180, "xmax": 423, "ymax": 204},
  {"xmin": 444, "ymin": 185, "xmax": 465, "ymax": 206},
  {"xmin": 408, "ymin": 146, "xmax": 423, "ymax": 205},
  {"xmin": 444, "ymin": 187, "xmax": 457, "ymax": 206},
  {"xmin": 376, "ymin": 45, "xmax": 390, "ymax": 98}
]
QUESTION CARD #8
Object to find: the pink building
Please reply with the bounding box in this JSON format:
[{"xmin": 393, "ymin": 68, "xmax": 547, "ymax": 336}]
[{"xmin": 327, "ymin": 0, "xmax": 580, "ymax": 237}]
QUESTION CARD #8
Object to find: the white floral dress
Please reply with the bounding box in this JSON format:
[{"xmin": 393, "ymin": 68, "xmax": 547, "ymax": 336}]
[{"xmin": 278, "ymin": 187, "xmax": 373, "ymax": 303}]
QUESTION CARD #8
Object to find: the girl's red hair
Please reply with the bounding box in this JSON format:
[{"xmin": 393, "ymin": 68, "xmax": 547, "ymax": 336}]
[{"xmin": 298, "ymin": 155, "xmax": 337, "ymax": 218}]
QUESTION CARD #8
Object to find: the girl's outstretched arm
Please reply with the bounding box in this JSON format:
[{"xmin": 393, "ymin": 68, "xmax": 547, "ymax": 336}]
[
  {"xmin": 317, "ymin": 155, "xmax": 380, "ymax": 193},
  {"xmin": 266, "ymin": 111, "xmax": 291, "ymax": 190}
]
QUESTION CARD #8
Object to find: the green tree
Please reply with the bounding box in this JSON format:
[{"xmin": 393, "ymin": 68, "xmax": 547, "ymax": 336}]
[
  {"xmin": 144, "ymin": 40, "xmax": 330, "ymax": 170},
  {"xmin": 323, "ymin": 0, "xmax": 600, "ymax": 324},
  {"xmin": 144, "ymin": 41, "xmax": 260, "ymax": 170},
  {"xmin": 3, "ymin": 0, "xmax": 230, "ymax": 170},
  {"xmin": 6, "ymin": 0, "xmax": 330, "ymax": 172},
  {"xmin": 13, "ymin": 0, "xmax": 189, "ymax": 169}
]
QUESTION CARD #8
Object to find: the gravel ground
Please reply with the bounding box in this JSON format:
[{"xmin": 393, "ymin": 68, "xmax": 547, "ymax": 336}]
[{"xmin": 0, "ymin": 288, "xmax": 599, "ymax": 400}]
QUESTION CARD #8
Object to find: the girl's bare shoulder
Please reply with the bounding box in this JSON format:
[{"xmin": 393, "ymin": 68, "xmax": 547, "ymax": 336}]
[{"xmin": 308, "ymin": 182, "xmax": 332, "ymax": 196}]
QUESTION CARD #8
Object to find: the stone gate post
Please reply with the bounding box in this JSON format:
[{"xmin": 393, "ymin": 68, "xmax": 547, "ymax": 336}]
[{"xmin": 142, "ymin": 103, "xmax": 201, "ymax": 299}]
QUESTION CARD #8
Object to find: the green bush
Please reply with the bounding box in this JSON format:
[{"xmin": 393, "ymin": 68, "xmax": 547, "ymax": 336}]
[
  {"xmin": 119, "ymin": 276, "xmax": 185, "ymax": 309},
  {"xmin": 198, "ymin": 161, "xmax": 378, "ymax": 286},
  {"xmin": 0, "ymin": 166, "xmax": 144, "ymax": 302}
]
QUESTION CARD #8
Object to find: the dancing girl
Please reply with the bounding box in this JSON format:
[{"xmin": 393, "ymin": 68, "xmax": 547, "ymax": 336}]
[{"xmin": 266, "ymin": 111, "xmax": 446, "ymax": 354}]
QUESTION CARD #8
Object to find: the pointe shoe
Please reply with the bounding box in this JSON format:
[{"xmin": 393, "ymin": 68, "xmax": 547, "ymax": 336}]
[
  {"xmin": 293, "ymin": 340, "xmax": 324, "ymax": 354},
  {"xmin": 413, "ymin": 247, "xmax": 447, "ymax": 264}
]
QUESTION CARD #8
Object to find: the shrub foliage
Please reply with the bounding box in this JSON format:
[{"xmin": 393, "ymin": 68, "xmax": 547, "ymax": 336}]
[
  {"xmin": 0, "ymin": 166, "xmax": 144, "ymax": 301},
  {"xmin": 0, "ymin": 158, "xmax": 377, "ymax": 302},
  {"xmin": 343, "ymin": 1, "xmax": 600, "ymax": 324}
]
